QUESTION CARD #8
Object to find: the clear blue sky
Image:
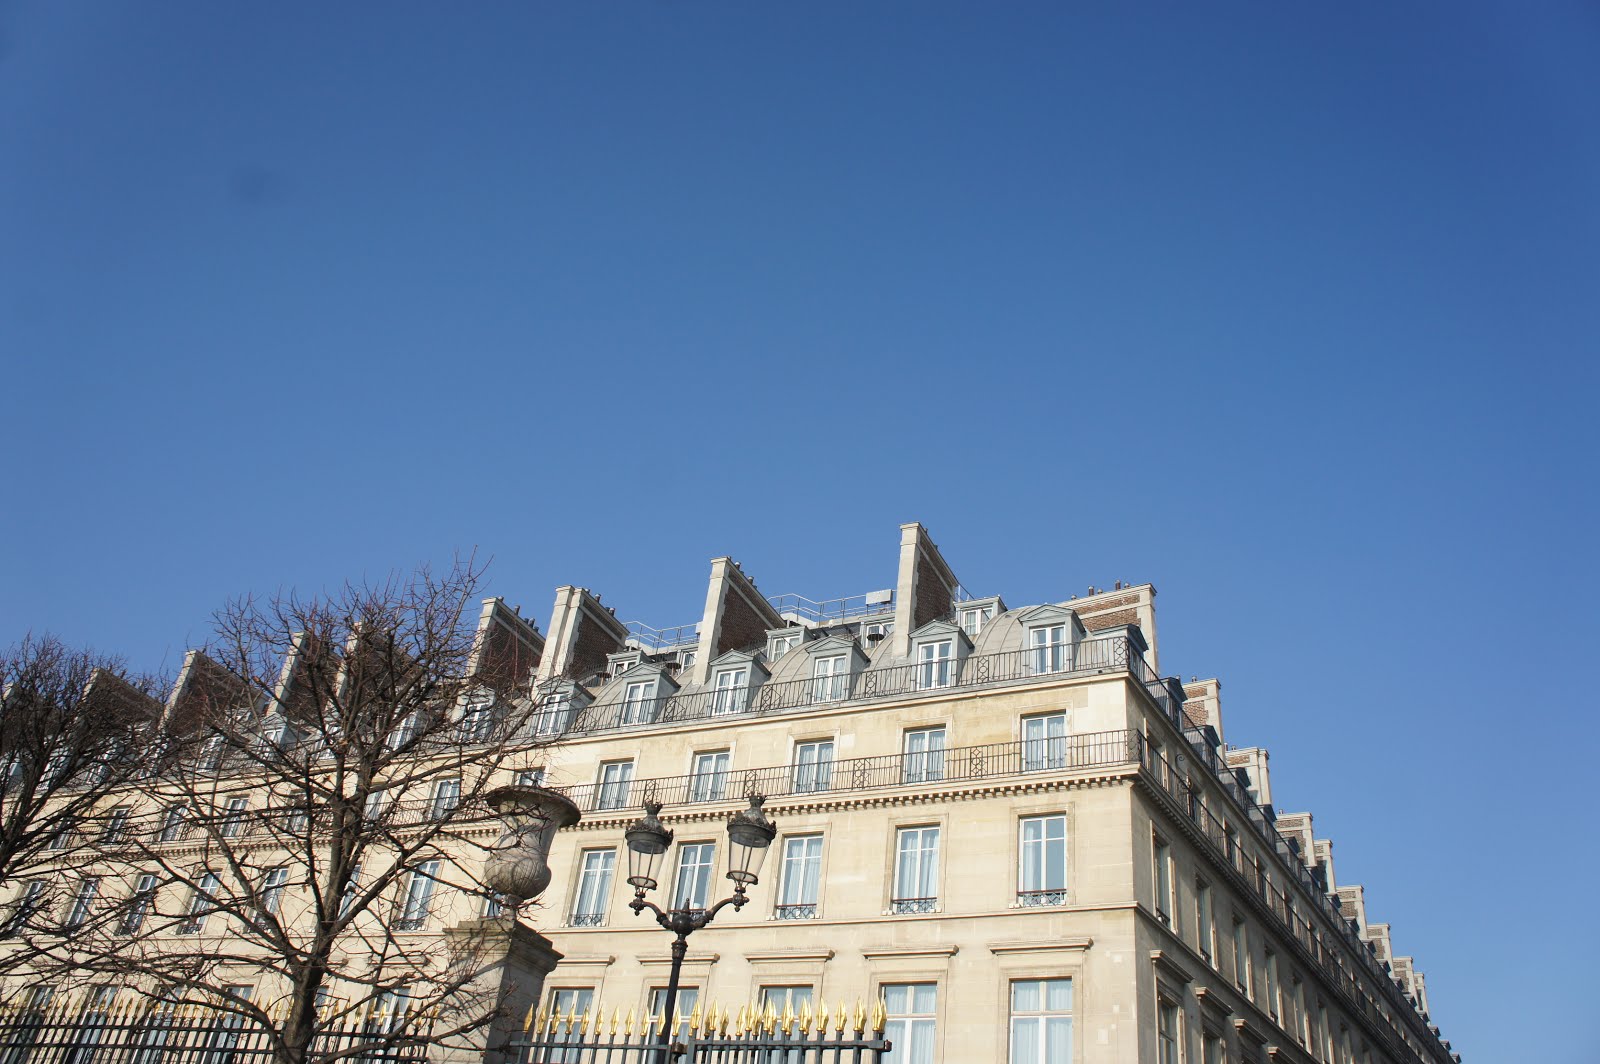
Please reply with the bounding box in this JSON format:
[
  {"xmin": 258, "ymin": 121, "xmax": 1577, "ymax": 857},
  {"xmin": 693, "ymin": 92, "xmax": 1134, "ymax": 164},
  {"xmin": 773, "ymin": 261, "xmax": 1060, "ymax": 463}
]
[{"xmin": 3, "ymin": 4, "xmax": 1596, "ymax": 1059}]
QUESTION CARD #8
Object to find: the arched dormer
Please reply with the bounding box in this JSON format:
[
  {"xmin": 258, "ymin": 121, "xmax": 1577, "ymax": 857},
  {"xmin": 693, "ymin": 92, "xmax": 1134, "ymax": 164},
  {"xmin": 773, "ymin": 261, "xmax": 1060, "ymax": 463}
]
[
  {"xmin": 1010, "ymin": 604, "xmax": 1086, "ymax": 675},
  {"xmin": 905, "ymin": 619, "xmax": 973, "ymax": 690},
  {"xmin": 599, "ymin": 660, "xmax": 679, "ymax": 726},
  {"xmin": 705, "ymin": 649, "xmax": 770, "ymax": 715},
  {"xmin": 803, "ymin": 634, "xmax": 869, "ymax": 703}
]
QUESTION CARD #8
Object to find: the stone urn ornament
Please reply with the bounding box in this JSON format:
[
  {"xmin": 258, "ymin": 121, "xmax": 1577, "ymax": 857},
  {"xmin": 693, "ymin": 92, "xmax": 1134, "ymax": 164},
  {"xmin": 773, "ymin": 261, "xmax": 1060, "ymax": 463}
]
[{"xmin": 482, "ymin": 785, "xmax": 582, "ymax": 906}]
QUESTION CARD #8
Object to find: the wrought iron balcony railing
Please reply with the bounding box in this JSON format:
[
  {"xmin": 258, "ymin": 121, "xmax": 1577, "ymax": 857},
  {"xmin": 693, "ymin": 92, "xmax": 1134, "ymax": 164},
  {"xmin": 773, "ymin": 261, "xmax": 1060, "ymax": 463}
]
[
  {"xmin": 1015, "ymin": 889, "xmax": 1068, "ymax": 907},
  {"xmin": 555, "ymin": 635, "xmax": 1180, "ymax": 738},
  {"xmin": 890, "ymin": 897, "xmax": 938, "ymax": 914},
  {"xmin": 550, "ymin": 729, "xmax": 1138, "ymax": 815}
]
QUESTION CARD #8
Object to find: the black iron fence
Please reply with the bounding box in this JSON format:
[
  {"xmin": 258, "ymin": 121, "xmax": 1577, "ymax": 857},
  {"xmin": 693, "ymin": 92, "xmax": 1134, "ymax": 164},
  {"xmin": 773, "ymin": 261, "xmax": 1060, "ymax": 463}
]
[
  {"xmin": 0, "ymin": 1003, "xmax": 430, "ymax": 1064},
  {"xmin": 507, "ymin": 1002, "xmax": 888, "ymax": 1064}
]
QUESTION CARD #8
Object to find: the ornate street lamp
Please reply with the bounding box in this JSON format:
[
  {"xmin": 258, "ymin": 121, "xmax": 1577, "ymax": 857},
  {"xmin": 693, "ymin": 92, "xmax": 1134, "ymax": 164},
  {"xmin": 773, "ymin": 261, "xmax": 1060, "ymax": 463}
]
[{"xmin": 624, "ymin": 794, "xmax": 777, "ymax": 1046}]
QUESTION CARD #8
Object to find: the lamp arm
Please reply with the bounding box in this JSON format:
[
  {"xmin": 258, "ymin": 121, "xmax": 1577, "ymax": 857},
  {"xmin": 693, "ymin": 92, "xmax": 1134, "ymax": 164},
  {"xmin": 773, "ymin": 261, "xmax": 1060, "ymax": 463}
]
[{"xmin": 694, "ymin": 884, "xmax": 749, "ymax": 929}]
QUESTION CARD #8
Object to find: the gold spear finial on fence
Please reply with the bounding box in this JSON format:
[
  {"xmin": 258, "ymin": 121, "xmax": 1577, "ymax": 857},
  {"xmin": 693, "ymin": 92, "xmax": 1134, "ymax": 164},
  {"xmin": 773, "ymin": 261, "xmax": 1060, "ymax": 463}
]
[
  {"xmin": 688, "ymin": 999, "xmax": 703, "ymax": 1036},
  {"xmin": 798, "ymin": 1000, "xmax": 813, "ymax": 1034},
  {"xmin": 870, "ymin": 997, "xmax": 887, "ymax": 1035},
  {"xmin": 762, "ymin": 999, "xmax": 778, "ymax": 1035},
  {"xmin": 834, "ymin": 999, "xmax": 848, "ymax": 1034},
  {"xmin": 852, "ymin": 999, "xmax": 867, "ymax": 1034},
  {"xmin": 779, "ymin": 999, "xmax": 794, "ymax": 1036},
  {"xmin": 733, "ymin": 1004, "xmax": 747, "ymax": 1036},
  {"xmin": 624, "ymin": 1007, "xmax": 636, "ymax": 1037},
  {"xmin": 815, "ymin": 1000, "xmax": 829, "ymax": 1033},
  {"xmin": 564, "ymin": 1002, "xmax": 579, "ymax": 1032}
]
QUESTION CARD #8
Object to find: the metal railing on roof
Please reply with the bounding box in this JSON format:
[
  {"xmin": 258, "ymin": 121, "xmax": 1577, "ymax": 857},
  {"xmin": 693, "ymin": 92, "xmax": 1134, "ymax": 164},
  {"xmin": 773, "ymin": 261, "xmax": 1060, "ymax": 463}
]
[
  {"xmin": 621, "ymin": 620, "xmax": 699, "ymax": 653},
  {"xmin": 555, "ymin": 635, "xmax": 1177, "ymax": 738}
]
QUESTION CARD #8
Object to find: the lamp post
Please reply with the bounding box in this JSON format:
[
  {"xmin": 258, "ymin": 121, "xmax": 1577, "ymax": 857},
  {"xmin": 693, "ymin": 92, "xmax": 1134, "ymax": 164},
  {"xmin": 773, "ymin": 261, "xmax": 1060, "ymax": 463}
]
[{"xmin": 624, "ymin": 794, "xmax": 777, "ymax": 1049}]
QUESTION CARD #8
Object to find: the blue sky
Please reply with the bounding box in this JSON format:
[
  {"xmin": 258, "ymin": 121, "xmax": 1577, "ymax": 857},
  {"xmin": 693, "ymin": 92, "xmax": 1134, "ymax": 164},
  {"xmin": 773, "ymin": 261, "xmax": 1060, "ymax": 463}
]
[{"xmin": 3, "ymin": 4, "xmax": 1596, "ymax": 1058}]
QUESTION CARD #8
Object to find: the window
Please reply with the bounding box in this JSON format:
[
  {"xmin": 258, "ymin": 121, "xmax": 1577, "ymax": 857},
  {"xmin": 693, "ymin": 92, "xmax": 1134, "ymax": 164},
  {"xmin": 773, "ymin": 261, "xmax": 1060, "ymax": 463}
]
[
  {"xmin": 570, "ymin": 849, "xmax": 615, "ymax": 926},
  {"xmin": 1196, "ymin": 879, "xmax": 1214, "ymax": 963},
  {"xmin": 892, "ymin": 826, "xmax": 939, "ymax": 914},
  {"xmin": 387, "ymin": 712, "xmax": 421, "ymax": 751},
  {"xmin": 1029, "ymin": 624, "xmax": 1068, "ymax": 674},
  {"xmin": 101, "ymin": 806, "xmax": 132, "ymax": 844},
  {"xmin": 758, "ymin": 986, "xmax": 813, "ymax": 1013},
  {"xmin": 621, "ymin": 681, "xmax": 656, "ymax": 725},
  {"xmin": 459, "ymin": 699, "xmax": 494, "ymax": 742},
  {"xmin": 395, "ymin": 861, "xmax": 440, "ymax": 931},
  {"xmin": 916, "ymin": 640, "xmax": 953, "ymax": 689},
  {"xmin": 515, "ymin": 769, "xmax": 545, "ymax": 787},
  {"xmin": 339, "ymin": 865, "xmax": 362, "ymax": 919},
  {"xmin": 862, "ymin": 620, "xmax": 894, "ymax": 643},
  {"xmin": 481, "ymin": 891, "xmax": 508, "ymax": 919},
  {"xmin": 534, "ymin": 695, "xmax": 573, "ymax": 737},
  {"xmin": 1264, "ymin": 950, "xmax": 1280, "ymax": 1020},
  {"xmin": 1292, "ymin": 980, "xmax": 1308, "ymax": 1046},
  {"xmin": 179, "ymin": 872, "xmax": 221, "ymax": 934},
  {"xmin": 1203, "ymin": 1030, "xmax": 1226, "ymax": 1064},
  {"xmin": 597, "ymin": 761, "xmax": 634, "ymax": 811},
  {"xmin": 792, "ymin": 741, "xmax": 834, "ymax": 793},
  {"xmin": 1232, "ymin": 918, "xmax": 1252, "ymax": 995},
  {"xmin": 159, "ymin": 805, "xmax": 188, "ymax": 843},
  {"xmin": 1018, "ymin": 815, "xmax": 1067, "ymax": 905},
  {"xmin": 8, "ymin": 880, "xmax": 47, "ymax": 935},
  {"xmin": 1153, "ymin": 836, "xmax": 1173, "ymax": 925},
  {"xmin": 429, "ymin": 778, "xmax": 462, "ymax": 820},
  {"xmin": 902, "ymin": 727, "xmax": 946, "ymax": 783},
  {"xmin": 648, "ymin": 987, "xmax": 699, "ymax": 1025},
  {"xmin": 1009, "ymin": 979, "xmax": 1072, "ymax": 1064},
  {"xmin": 1157, "ymin": 998, "xmax": 1180, "ymax": 1064},
  {"xmin": 1022, "ymin": 712, "xmax": 1067, "ymax": 771},
  {"xmin": 363, "ymin": 790, "xmax": 388, "ymax": 824},
  {"xmin": 678, "ymin": 649, "xmax": 697, "ymax": 670},
  {"xmin": 812, "ymin": 656, "xmax": 848, "ymax": 702},
  {"xmin": 47, "ymin": 821, "xmax": 74, "ymax": 851},
  {"xmin": 259, "ymin": 868, "xmax": 290, "ymax": 917},
  {"xmin": 883, "ymin": 984, "xmax": 936, "ymax": 1064},
  {"xmin": 690, "ymin": 751, "xmax": 729, "ymax": 802},
  {"xmin": 121, "ymin": 875, "xmax": 157, "ymax": 935},
  {"xmin": 712, "ymin": 669, "xmax": 748, "ymax": 715},
  {"xmin": 767, "ymin": 633, "xmax": 801, "ymax": 660},
  {"xmin": 959, "ymin": 605, "xmax": 993, "ymax": 638},
  {"xmin": 65, "ymin": 877, "xmax": 99, "ymax": 929},
  {"xmin": 219, "ymin": 798, "xmax": 248, "ymax": 839},
  {"xmin": 547, "ymin": 987, "xmax": 594, "ymax": 1023},
  {"xmin": 672, "ymin": 843, "xmax": 716, "ymax": 912},
  {"xmin": 776, "ymin": 835, "xmax": 822, "ymax": 919}
]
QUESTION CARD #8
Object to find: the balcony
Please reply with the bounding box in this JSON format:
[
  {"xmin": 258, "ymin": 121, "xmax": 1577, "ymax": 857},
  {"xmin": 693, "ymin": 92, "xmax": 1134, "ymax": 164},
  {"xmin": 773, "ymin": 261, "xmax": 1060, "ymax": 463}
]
[
  {"xmin": 552, "ymin": 730, "xmax": 1138, "ymax": 815},
  {"xmin": 555, "ymin": 634, "xmax": 1175, "ymax": 738},
  {"xmin": 1016, "ymin": 889, "xmax": 1068, "ymax": 907},
  {"xmin": 890, "ymin": 897, "xmax": 938, "ymax": 915},
  {"xmin": 773, "ymin": 903, "xmax": 817, "ymax": 921}
]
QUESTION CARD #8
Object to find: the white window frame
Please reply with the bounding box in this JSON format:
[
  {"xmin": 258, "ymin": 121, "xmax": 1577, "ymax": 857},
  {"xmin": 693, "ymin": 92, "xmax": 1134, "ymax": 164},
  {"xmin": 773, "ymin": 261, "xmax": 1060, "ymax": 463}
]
[
  {"xmin": 711, "ymin": 668, "xmax": 748, "ymax": 715},
  {"xmin": 429, "ymin": 778, "xmax": 462, "ymax": 820},
  {"xmin": 891, "ymin": 825, "xmax": 940, "ymax": 913},
  {"xmin": 689, "ymin": 751, "xmax": 730, "ymax": 802},
  {"xmin": 1009, "ymin": 978, "xmax": 1073, "ymax": 1064},
  {"xmin": 1029, "ymin": 624, "xmax": 1068, "ymax": 674},
  {"xmin": 1017, "ymin": 814, "xmax": 1067, "ymax": 906},
  {"xmin": 916, "ymin": 639, "xmax": 954, "ymax": 690},
  {"xmin": 396, "ymin": 860, "xmax": 440, "ymax": 931},
  {"xmin": 811, "ymin": 656, "xmax": 848, "ymax": 702},
  {"xmin": 1022, "ymin": 712, "xmax": 1067, "ymax": 771},
  {"xmin": 902, "ymin": 726, "xmax": 946, "ymax": 784},
  {"xmin": 882, "ymin": 984, "xmax": 937, "ymax": 1063},
  {"xmin": 776, "ymin": 835, "xmax": 823, "ymax": 919},
  {"xmin": 597, "ymin": 761, "xmax": 634, "ymax": 811},
  {"xmin": 620, "ymin": 681, "xmax": 657, "ymax": 725},
  {"xmin": 671, "ymin": 842, "xmax": 716, "ymax": 912},
  {"xmin": 571, "ymin": 849, "xmax": 615, "ymax": 927},
  {"xmin": 792, "ymin": 741, "xmax": 834, "ymax": 793},
  {"xmin": 122, "ymin": 874, "xmax": 157, "ymax": 935},
  {"xmin": 65, "ymin": 877, "xmax": 99, "ymax": 928},
  {"xmin": 767, "ymin": 633, "xmax": 801, "ymax": 661},
  {"xmin": 1153, "ymin": 834, "xmax": 1173, "ymax": 925},
  {"xmin": 959, "ymin": 605, "xmax": 994, "ymax": 638},
  {"xmin": 219, "ymin": 797, "xmax": 248, "ymax": 839},
  {"xmin": 260, "ymin": 867, "xmax": 290, "ymax": 917}
]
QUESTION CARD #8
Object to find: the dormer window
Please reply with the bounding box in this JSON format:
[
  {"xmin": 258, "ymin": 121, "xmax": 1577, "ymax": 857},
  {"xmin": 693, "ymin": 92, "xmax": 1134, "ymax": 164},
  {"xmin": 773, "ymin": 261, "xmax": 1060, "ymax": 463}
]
[
  {"xmin": 607, "ymin": 653, "xmax": 643, "ymax": 680},
  {"xmin": 1030, "ymin": 624, "xmax": 1068, "ymax": 674},
  {"xmin": 812, "ymin": 656, "xmax": 848, "ymax": 702},
  {"xmin": 679, "ymin": 648, "xmax": 698, "ymax": 670},
  {"xmin": 767, "ymin": 630, "xmax": 803, "ymax": 661},
  {"xmin": 620, "ymin": 680, "xmax": 657, "ymax": 725},
  {"xmin": 862, "ymin": 620, "xmax": 894, "ymax": 644},
  {"xmin": 917, "ymin": 639, "xmax": 954, "ymax": 689},
  {"xmin": 712, "ymin": 666, "xmax": 748, "ymax": 715},
  {"xmin": 959, "ymin": 605, "xmax": 993, "ymax": 637}
]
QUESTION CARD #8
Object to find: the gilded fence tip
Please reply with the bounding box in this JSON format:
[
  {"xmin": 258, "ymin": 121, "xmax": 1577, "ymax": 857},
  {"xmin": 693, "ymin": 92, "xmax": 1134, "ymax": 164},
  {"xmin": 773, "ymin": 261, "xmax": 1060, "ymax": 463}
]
[
  {"xmin": 798, "ymin": 1000, "xmax": 813, "ymax": 1034},
  {"xmin": 834, "ymin": 999, "xmax": 848, "ymax": 1034},
  {"xmin": 525, "ymin": 1004, "xmax": 539, "ymax": 1033},
  {"xmin": 625, "ymin": 1007, "xmax": 636, "ymax": 1036},
  {"xmin": 870, "ymin": 997, "xmax": 887, "ymax": 1035},
  {"xmin": 852, "ymin": 1000, "xmax": 867, "ymax": 1033},
  {"xmin": 763, "ymin": 999, "xmax": 778, "ymax": 1035}
]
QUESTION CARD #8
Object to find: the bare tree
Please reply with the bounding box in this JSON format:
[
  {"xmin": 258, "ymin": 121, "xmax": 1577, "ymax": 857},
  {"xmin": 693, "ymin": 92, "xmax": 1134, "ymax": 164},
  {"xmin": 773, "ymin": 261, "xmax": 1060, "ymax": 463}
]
[
  {"xmin": 44, "ymin": 559, "xmax": 552, "ymax": 1064},
  {"xmin": 0, "ymin": 635, "xmax": 166, "ymax": 966}
]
